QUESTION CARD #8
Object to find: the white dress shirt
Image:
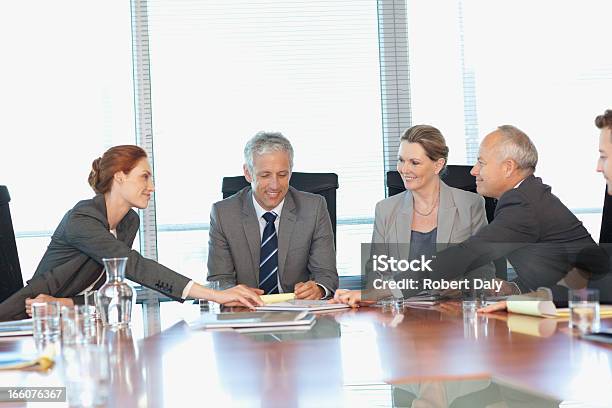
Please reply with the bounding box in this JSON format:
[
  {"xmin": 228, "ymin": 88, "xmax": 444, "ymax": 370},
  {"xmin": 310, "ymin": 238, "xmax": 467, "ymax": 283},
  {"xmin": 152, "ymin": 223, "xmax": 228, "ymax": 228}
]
[{"xmin": 513, "ymin": 178, "xmax": 526, "ymax": 189}]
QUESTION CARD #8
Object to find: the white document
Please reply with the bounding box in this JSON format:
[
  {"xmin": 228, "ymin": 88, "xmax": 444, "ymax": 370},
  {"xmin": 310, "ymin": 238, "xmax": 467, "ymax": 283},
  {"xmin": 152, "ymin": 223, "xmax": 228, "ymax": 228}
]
[
  {"xmin": 0, "ymin": 318, "xmax": 33, "ymax": 337},
  {"xmin": 190, "ymin": 311, "xmax": 314, "ymax": 329},
  {"xmin": 256, "ymin": 299, "xmax": 350, "ymax": 312},
  {"xmin": 234, "ymin": 319, "xmax": 317, "ymax": 333}
]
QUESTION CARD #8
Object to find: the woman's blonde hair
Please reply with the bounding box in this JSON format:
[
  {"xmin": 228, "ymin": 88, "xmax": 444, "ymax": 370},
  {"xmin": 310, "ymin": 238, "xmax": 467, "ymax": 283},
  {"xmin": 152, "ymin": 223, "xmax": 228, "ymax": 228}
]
[{"xmin": 400, "ymin": 125, "xmax": 448, "ymax": 171}]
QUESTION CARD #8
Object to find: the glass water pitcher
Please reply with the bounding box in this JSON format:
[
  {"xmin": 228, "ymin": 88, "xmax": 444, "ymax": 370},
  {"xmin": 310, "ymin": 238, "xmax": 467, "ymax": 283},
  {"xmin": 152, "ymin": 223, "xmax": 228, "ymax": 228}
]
[{"xmin": 96, "ymin": 257, "xmax": 134, "ymax": 329}]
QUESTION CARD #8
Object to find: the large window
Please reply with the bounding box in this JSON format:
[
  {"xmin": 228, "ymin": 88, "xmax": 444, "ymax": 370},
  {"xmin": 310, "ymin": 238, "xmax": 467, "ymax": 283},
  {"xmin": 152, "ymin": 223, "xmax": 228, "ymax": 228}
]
[
  {"xmin": 405, "ymin": 0, "xmax": 612, "ymax": 241},
  {"xmin": 3, "ymin": 0, "xmax": 611, "ymax": 292},
  {"xmin": 147, "ymin": 0, "xmax": 384, "ymax": 281},
  {"xmin": 0, "ymin": 0, "xmax": 135, "ymax": 280}
]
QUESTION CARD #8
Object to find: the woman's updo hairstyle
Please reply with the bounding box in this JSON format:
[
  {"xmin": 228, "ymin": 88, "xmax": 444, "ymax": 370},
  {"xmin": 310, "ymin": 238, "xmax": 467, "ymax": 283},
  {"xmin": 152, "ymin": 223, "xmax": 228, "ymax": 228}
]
[
  {"xmin": 400, "ymin": 125, "xmax": 449, "ymax": 173},
  {"xmin": 88, "ymin": 145, "xmax": 148, "ymax": 194}
]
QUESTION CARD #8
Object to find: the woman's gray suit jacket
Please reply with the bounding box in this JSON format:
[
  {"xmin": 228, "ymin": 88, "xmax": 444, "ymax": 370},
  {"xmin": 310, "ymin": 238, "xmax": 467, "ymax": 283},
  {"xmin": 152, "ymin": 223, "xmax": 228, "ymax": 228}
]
[
  {"xmin": 0, "ymin": 194, "xmax": 190, "ymax": 321},
  {"xmin": 370, "ymin": 180, "xmax": 495, "ymax": 284}
]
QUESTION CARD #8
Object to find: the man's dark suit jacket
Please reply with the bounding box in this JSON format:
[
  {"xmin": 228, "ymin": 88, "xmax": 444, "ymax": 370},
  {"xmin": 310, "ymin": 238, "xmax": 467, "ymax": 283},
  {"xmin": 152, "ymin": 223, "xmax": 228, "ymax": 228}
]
[
  {"xmin": 0, "ymin": 194, "xmax": 190, "ymax": 321},
  {"xmin": 429, "ymin": 175, "xmax": 606, "ymax": 293}
]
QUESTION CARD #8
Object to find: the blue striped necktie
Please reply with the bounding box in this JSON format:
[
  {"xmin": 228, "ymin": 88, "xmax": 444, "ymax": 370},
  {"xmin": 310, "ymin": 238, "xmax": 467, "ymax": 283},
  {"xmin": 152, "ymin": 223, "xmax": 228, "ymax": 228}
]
[{"xmin": 259, "ymin": 211, "xmax": 279, "ymax": 294}]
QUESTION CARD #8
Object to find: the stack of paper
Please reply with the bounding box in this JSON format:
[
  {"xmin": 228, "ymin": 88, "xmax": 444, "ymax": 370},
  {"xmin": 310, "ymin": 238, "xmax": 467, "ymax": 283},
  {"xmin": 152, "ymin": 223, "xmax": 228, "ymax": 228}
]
[
  {"xmin": 256, "ymin": 299, "xmax": 349, "ymax": 312},
  {"xmin": 191, "ymin": 311, "xmax": 316, "ymax": 332},
  {"xmin": 0, "ymin": 318, "xmax": 33, "ymax": 337},
  {"xmin": 402, "ymin": 293, "xmax": 444, "ymax": 306}
]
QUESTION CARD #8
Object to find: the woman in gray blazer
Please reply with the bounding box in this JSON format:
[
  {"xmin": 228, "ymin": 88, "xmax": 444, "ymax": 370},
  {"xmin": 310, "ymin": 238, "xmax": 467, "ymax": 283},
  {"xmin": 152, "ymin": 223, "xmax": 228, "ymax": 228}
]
[
  {"xmin": 334, "ymin": 125, "xmax": 493, "ymax": 306},
  {"xmin": 0, "ymin": 145, "xmax": 262, "ymax": 321}
]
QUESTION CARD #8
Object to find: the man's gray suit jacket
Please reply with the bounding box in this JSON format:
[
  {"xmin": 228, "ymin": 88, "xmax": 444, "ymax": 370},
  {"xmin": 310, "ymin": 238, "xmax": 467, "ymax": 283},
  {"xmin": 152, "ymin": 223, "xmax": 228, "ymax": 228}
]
[{"xmin": 207, "ymin": 186, "xmax": 339, "ymax": 293}]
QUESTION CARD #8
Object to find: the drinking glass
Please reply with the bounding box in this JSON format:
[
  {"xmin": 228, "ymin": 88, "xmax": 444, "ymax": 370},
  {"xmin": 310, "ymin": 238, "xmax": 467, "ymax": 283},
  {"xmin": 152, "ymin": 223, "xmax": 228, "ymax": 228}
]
[
  {"xmin": 61, "ymin": 305, "xmax": 96, "ymax": 345},
  {"xmin": 569, "ymin": 288, "xmax": 600, "ymax": 334},
  {"xmin": 462, "ymin": 300, "xmax": 479, "ymax": 313},
  {"xmin": 83, "ymin": 290, "xmax": 99, "ymax": 320},
  {"xmin": 199, "ymin": 281, "xmax": 221, "ymax": 313},
  {"xmin": 32, "ymin": 301, "xmax": 61, "ymax": 347}
]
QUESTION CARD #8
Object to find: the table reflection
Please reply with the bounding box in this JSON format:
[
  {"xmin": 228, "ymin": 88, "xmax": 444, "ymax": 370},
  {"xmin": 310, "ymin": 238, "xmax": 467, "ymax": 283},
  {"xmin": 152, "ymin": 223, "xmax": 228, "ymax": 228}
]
[
  {"xmin": 392, "ymin": 378, "xmax": 561, "ymax": 408},
  {"xmin": 101, "ymin": 328, "xmax": 140, "ymax": 402},
  {"xmin": 2, "ymin": 301, "xmax": 612, "ymax": 407},
  {"xmin": 242, "ymin": 315, "xmax": 342, "ymax": 343},
  {"xmin": 462, "ymin": 308, "xmax": 490, "ymax": 340},
  {"xmin": 506, "ymin": 315, "xmax": 558, "ymax": 337}
]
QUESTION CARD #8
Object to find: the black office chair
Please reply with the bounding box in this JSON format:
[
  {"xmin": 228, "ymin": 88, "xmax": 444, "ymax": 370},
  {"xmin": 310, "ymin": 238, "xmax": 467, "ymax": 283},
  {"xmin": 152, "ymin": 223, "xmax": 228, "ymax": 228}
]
[
  {"xmin": 0, "ymin": 186, "xmax": 24, "ymax": 303},
  {"xmin": 221, "ymin": 172, "xmax": 339, "ymax": 244},
  {"xmin": 386, "ymin": 166, "xmax": 507, "ymax": 279}
]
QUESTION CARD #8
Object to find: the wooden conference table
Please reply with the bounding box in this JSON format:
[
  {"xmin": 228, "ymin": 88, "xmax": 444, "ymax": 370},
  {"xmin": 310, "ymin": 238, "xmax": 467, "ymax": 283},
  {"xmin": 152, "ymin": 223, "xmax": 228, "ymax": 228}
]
[{"xmin": 1, "ymin": 301, "xmax": 611, "ymax": 407}]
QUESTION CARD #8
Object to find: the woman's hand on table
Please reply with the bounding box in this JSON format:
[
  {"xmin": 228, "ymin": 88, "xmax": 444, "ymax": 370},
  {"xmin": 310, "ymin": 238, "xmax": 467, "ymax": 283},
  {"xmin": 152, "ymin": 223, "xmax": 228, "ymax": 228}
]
[
  {"xmin": 211, "ymin": 285, "xmax": 264, "ymax": 310},
  {"xmin": 330, "ymin": 289, "xmax": 376, "ymax": 308}
]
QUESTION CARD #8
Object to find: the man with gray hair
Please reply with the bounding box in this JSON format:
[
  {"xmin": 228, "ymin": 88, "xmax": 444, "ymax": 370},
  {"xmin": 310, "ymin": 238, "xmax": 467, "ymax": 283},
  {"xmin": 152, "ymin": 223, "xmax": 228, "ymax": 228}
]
[
  {"xmin": 207, "ymin": 131, "xmax": 338, "ymax": 299},
  {"xmin": 428, "ymin": 125, "xmax": 603, "ymax": 298},
  {"xmin": 470, "ymin": 125, "xmax": 538, "ymax": 199}
]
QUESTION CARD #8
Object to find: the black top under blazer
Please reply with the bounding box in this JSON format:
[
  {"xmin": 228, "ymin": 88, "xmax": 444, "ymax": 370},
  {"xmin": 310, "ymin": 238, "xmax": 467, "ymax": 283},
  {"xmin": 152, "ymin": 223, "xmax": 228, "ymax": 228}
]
[{"xmin": 0, "ymin": 194, "xmax": 190, "ymax": 321}]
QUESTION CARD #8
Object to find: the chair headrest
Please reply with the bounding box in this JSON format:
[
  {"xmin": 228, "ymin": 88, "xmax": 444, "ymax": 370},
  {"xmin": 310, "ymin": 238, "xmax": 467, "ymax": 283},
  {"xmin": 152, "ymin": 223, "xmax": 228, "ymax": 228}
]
[{"xmin": 0, "ymin": 186, "xmax": 10, "ymax": 206}]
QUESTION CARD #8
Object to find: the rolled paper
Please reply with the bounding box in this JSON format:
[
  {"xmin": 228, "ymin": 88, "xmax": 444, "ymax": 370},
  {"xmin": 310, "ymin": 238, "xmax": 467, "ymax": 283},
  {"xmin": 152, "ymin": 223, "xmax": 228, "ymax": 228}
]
[{"xmin": 506, "ymin": 299, "xmax": 557, "ymax": 317}]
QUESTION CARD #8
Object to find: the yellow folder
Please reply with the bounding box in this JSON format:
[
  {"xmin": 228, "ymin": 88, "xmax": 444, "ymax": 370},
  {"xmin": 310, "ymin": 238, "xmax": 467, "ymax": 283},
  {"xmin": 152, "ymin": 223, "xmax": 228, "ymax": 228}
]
[
  {"xmin": 555, "ymin": 305, "xmax": 612, "ymax": 318},
  {"xmin": 260, "ymin": 293, "xmax": 296, "ymax": 304},
  {"xmin": 0, "ymin": 344, "xmax": 55, "ymax": 371}
]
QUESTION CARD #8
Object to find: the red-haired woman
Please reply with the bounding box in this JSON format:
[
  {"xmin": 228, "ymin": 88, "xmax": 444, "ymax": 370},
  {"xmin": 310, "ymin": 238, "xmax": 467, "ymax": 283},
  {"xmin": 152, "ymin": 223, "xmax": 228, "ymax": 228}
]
[{"xmin": 0, "ymin": 145, "xmax": 262, "ymax": 321}]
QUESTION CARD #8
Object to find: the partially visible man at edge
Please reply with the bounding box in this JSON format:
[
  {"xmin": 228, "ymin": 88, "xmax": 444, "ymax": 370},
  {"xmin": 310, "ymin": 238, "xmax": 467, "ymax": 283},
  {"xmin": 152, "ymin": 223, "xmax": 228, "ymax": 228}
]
[{"xmin": 478, "ymin": 111, "xmax": 612, "ymax": 312}]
